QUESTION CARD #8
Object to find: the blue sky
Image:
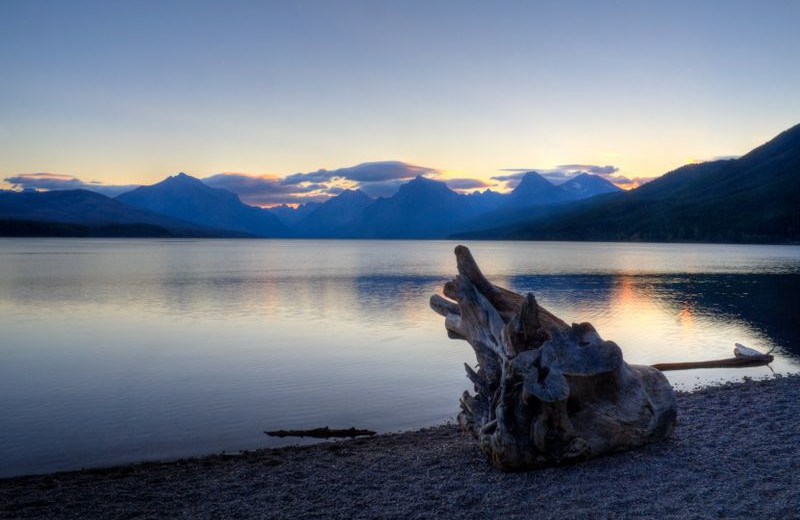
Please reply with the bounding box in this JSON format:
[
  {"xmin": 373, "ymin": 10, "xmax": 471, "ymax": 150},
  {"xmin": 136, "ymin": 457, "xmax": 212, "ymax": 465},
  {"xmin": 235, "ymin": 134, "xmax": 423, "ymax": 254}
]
[{"xmin": 1, "ymin": 0, "xmax": 799, "ymax": 204}]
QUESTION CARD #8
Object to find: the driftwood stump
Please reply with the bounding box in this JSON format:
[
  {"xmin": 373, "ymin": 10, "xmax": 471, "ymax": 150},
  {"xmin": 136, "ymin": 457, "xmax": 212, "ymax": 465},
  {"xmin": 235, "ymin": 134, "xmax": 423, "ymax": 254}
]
[{"xmin": 430, "ymin": 245, "xmax": 677, "ymax": 470}]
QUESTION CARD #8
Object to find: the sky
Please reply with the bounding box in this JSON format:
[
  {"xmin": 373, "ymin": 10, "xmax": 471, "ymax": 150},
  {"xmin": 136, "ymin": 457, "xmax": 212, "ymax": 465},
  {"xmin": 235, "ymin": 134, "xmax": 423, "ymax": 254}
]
[{"xmin": 1, "ymin": 0, "xmax": 799, "ymax": 205}]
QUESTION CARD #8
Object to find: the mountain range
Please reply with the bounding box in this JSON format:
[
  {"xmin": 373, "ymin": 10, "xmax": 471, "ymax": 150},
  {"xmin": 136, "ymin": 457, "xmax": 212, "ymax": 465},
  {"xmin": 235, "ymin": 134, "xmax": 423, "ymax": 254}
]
[
  {"xmin": 461, "ymin": 123, "xmax": 800, "ymax": 243},
  {"xmin": 274, "ymin": 171, "xmax": 620, "ymax": 238},
  {"xmin": 2, "ymin": 122, "xmax": 798, "ymax": 242}
]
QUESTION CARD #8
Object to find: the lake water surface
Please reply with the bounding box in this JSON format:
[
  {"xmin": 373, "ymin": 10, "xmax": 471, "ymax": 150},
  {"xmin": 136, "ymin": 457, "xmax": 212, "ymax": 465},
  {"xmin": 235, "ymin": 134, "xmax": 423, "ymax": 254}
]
[{"xmin": 1, "ymin": 239, "xmax": 799, "ymax": 477}]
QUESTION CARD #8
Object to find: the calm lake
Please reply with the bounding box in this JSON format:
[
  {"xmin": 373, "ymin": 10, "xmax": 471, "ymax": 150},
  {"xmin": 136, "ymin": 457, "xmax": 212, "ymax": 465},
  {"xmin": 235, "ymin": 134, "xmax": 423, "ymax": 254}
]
[{"xmin": 1, "ymin": 239, "xmax": 799, "ymax": 477}]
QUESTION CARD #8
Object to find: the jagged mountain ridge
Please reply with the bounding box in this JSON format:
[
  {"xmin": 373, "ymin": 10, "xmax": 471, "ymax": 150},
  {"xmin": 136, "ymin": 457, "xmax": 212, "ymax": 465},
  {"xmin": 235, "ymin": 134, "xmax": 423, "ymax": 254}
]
[
  {"xmin": 270, "ymin": 171, "xmax": 619, "ymax": 238},
  {"xmin": 459, "ymin": 123, "xmax": 800, "ymax": 243},
  {"xmin": 269, "ymin": 202, "xmax": 322, "ymax": 226},
  {"xmin": 116, "ymin": 173, "xmax": 288, "ymax": 237},
  {"xmin": 559, "ymin": 172, "xmax": 624, "ymax": 199},
  {"xmin": 292, "ymin": 189, "xmax": 374, "ymax": 237}
]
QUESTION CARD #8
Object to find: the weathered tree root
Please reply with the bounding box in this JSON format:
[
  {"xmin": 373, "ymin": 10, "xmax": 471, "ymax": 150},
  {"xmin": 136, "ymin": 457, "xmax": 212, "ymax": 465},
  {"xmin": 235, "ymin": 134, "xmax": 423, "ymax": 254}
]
[{"xmin": 430, "ymin": 245, "xmax": 677, "ymax": 471}]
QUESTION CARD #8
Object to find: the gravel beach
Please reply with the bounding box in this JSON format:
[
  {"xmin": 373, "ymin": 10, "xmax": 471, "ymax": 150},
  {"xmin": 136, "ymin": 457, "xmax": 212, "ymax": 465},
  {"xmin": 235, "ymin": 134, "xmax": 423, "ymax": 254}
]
[{"xmin": 2, "ymin": 375, "xmax": 799, "ymax": 520}]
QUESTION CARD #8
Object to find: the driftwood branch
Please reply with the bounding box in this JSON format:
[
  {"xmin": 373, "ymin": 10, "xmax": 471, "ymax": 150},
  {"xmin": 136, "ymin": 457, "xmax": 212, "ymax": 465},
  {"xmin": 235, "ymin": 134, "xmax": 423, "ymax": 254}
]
[
  {"xmin": 265, "ymin": 427, "xmax": 376, "ymax": 439},
  {"xmin": 652, "ymin": 343, "xmax": 773, "ymax": 371}
]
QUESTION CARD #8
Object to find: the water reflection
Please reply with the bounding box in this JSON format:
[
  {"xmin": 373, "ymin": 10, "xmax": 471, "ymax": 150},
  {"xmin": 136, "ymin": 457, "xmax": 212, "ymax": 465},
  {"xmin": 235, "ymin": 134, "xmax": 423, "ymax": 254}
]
[
  {"xmin": 507, "ymin": 272, "xmax": 800, "ymax": 367},
  {"xmin": 0, "ymin": 239, "xmax": 799, "ymax": 477}
]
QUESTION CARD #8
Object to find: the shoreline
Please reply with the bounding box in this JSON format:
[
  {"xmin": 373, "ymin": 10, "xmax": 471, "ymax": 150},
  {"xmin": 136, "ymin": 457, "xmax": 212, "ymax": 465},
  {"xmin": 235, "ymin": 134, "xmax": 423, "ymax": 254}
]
[
  {"xmin": 3, "ymin": 375, "xmax": 800, "ymax": 519},
  {"xmin": 3, "ymin": 236, "xmax": 800, "ymax": 246}
]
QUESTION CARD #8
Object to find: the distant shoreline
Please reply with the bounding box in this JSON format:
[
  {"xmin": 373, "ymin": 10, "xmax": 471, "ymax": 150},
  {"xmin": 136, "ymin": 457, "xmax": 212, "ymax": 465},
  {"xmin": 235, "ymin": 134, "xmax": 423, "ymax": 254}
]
[
  {"xmin": 2, "ymin": 229, "xmax": 800, "ymax": 247},
  {"xmin": 3, "ymin": 375, "xmax": 799, "ymax": 519}
]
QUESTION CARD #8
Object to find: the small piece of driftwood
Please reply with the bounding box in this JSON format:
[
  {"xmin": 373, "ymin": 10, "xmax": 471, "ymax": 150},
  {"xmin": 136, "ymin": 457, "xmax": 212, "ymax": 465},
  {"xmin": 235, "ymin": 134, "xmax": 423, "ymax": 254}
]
[
  {"xmin": 652, "ymin": 343, "xmax": 774, "ymax": 371},
  {"xmin": 265, "ymin": 427, "xmax": 377, "ymax": 439}
]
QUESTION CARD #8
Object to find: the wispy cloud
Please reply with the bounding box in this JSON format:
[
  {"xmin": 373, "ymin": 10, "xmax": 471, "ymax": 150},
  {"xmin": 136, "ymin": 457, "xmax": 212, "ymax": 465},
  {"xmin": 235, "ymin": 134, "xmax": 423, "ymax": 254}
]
[
  {"xmin": 282, "ymin": 161, "xmax": 440, "ymax": 185},
  {"xmin": 357, "ymin": 179, "xmax": 410, "ymax": 198},
  {"xmin": 444, "ymin": 178, "xmax": 493, "ymax": 191},
  {"xmin": 3, "ymin": 173, "xmax": 138, "ymax": 197},
  {"xmin": 209, "ymin": 161, "xmax": 440, "ymax": 204},
  {"xmin": 202, "ymin": 173, "xmax": 331, "ymax": 206},
  {"xmin": 556, "ymin": 164, "xmax": 619, "ymax": 175}
]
